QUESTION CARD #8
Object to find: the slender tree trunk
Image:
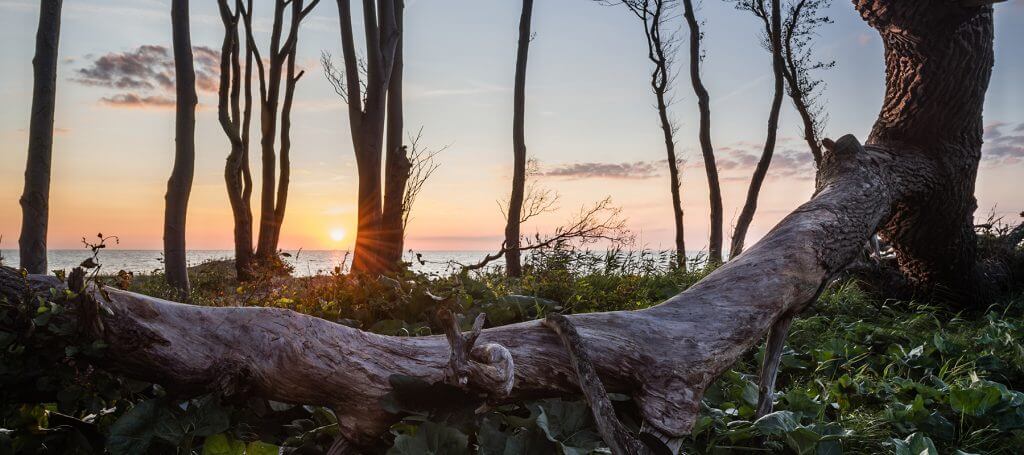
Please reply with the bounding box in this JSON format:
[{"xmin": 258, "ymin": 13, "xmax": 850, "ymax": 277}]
[
  {"xmin": 218, "ymin": 0, "xmax": 255, "ymax": 281},
  {"xmin": 164, "ymin": 0, "xmax": 196, "ymax": 296},
  {"xmin": 18, "ymin": 0, "xmax": 62, "ymax": 275},
  {"xmin": 658, "ymin": 91, "xmax": 686, "ymax": 271},
  {"xmin": 381, "ymin": 0, "xmax": 410, "ymax": 271},
  {"xmin": 254, "ymin": 2, "xmax": 286, "ymax": 262},
  {"xmin": 681, "ymin": 0, "xmax": 722, "ymax": 265},
  {"xmin": 781, "ymin": 0, "xmax": 823, "ymax": 167},
  {"xmin": 730, "ymin": 0, "xmax": 785, "ymax": 259},
  {"xmin": 505, "ymin": 0, "xmax": 533, "ymax": 278}
]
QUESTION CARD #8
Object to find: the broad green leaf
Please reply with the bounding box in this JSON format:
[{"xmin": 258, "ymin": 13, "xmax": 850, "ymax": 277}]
[
  {"xmin": 533, "ymin": 400, "xmax": 604, "ymax": 454},
  {"xmin": 950, "ymin": 385, "xmax": 1002, "ymax": 416},
  {"xmin": 106, "ymin": 399, "xmax": 163, "ymax": 455},
  {"xmin": 246, "ymin": 441, "xmax": 281, "ymax": 455},
  {"xmin": 388, "ymin": 421, "xmax": 468, "ymax": 455},
  {"xmin": 201, "ymin": 433, "xmax": 245, "ymax": 455},
  {"xmin": 753, "ymin": 411, "xmax": 799, "ymax": 436}
]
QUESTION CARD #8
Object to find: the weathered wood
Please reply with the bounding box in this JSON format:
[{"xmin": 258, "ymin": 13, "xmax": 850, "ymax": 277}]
[
  {"xmin": 756, "ymin": 311, "xmax": 795, "ymax": 418},
  {"xmin": 439, "ymin": 311, "xmax": 515, "ymax": 398},
  {"xmin": 543, "ymin": 313, "xmax": 655, "ymax": 455}
]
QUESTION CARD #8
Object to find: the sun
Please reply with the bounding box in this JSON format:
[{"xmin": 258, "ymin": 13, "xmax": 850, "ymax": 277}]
[{"xmin": 329, "ymin": 228, "xmax": 346, "ymax": 242}]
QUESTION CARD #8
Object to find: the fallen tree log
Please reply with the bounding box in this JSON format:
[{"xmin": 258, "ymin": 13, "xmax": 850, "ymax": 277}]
[
  {"xmin": 0, "ymin": 134, "xmax": 930, "ymax": 447},
  {"xmin": 2, "ymin": 0, "xmax": 1001, "ymax": 450}
]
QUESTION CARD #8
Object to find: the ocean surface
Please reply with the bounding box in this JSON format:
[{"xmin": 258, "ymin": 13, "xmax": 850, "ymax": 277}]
[{"xmin": 0, "ymin": 249, "xmax": 495, "ymax": 276}]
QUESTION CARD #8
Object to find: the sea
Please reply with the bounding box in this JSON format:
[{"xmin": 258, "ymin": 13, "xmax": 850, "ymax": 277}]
[{"xmin": 0, "ymin": 249, "xmax": 494, "ymax": 277}]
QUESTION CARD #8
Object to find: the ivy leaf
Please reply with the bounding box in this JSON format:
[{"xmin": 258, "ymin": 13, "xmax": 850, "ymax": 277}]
[
  {"xmin": 107, "ymin": 399, "xmax": 163, "ymax": 455},
  {"xmin": 478, "ymin": 414, "xmax": 554, "ymax": 455},
  {"xmin": 188, "ymin": 396, "xmax": 231, "ymax": 437},
  {"xmin": 201, "ymin": 433, "xmax": 245, "ymax": 455},
  {"xmin": 533, "ymin": 399, "xmax": 605, "ymax": 455},
  {"xmin": 388, "ymin": 421, "xmax": 468, "ymax": 455},
  {"xmin": 753, "ymin": 411, "xmax": 799, "ymax": 436},
  {"xmin": 888, "ymin": 432, "xmax": 938, "ymax": 455},
  {"xmin": 950, "ymin": 385, "xmax": 1002, "ymax": 416}
]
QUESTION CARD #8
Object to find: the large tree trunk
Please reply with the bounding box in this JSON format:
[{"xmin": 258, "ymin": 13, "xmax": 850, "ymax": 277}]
[
  {"xmin": 504, "ymin": 0, "xmax": 533, "ymax": 278},
  {"xmin": 5, "ymin": 0, "xmax": 997, "ymax": 450},
  {"xmin": 381, "ymin": 0, "xmax": 411, "ymax": 271},
  {"xmin": 343, "ymin": 0, "xmax": 399, "ymax": 276},
  {"xmin": 18, "ymin": 0, "xmax": 62, "ymax": 275},
  {"xmin": 164, "ymin": 0, "xmax": 196, "ymax": 296},
  {"xmin": 682, "ymin": 0, "xmax": 723, "ymax": 265},
  {"xmin": 856, "ymin": 0, "xmax": 994, "ymax": 301},
  {"xmin": 730, "ymin": 0, "xmax": 786, "ymax": 259}
]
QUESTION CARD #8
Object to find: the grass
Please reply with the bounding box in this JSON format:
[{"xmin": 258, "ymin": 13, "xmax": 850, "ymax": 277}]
[{"xmin": 3, "ymin": 246, "xmax": 1023, "ymax": 454}]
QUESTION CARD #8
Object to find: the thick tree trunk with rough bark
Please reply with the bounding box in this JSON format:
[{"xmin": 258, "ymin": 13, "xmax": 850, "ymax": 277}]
[
  {"xmin": 681, "ymin": 0, "xmax": 722, "ymax": 264},
  {"xmin": 730, "ymin": 0, "xmax": 786, "ymax": 259},
  {"xmin": 164, "ymin": 0, "xmax": 196, "ymax": 296},
  {"xmin": 505, "ymin": 0, "xmax": 533, "ymax": 278},
  {"xmin": 2, "ymin": 0, "xmax": 999, "ymax": 451},
  {"xmin": 19, "ymin": 0, "xmax": 62, "ymax": 275},
  {"xmin": 856, "ymin": 0, "xmax": 994, "ymax": 302}
]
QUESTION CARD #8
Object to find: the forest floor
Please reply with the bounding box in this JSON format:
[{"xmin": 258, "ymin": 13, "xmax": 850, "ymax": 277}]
[{"xmin": 3, "ymin": 247, "xmax": 1024, "ymax": 454}]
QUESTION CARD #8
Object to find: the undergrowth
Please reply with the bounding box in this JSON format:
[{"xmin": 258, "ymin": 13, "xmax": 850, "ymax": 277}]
[{"xmin": 2, "ymin": 244, "xmax": 1023, "ymax": 454}]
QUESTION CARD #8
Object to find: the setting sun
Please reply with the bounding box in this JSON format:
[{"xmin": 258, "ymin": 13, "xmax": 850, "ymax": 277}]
[{"xmin": 329, "ymin": 228, "xmax": 347, "ymax": 242}]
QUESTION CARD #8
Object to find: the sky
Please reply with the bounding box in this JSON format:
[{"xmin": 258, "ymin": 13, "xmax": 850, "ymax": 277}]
[{"xmin": 0, "ymin": 0, "xmax": 1022, "ymax": 253}]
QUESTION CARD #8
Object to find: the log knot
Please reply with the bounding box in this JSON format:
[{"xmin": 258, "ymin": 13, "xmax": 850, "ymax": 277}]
[
  {"xmin": 438, "ymin": 310, "xmax": 514, "ymax": 399},
  {"xmin": 817, "ymin": 134, "xmax": 865, "ymax": 192}
]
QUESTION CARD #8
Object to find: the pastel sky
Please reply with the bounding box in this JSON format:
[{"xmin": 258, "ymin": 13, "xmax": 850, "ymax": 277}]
[{"xmin": 1, "ymin": 0, "xmax": 1022, "ymax": 252}]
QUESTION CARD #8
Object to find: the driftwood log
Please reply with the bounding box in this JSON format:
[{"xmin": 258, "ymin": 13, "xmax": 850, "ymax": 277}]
[{"xmin": 1, "ymin": 0, "xmax": 1008, "ymax": 451}]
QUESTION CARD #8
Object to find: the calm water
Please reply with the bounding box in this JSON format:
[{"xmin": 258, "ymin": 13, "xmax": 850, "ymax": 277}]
[{"xmin": 0, "ymin": 249, "xmax": 492, "ymax": 276}]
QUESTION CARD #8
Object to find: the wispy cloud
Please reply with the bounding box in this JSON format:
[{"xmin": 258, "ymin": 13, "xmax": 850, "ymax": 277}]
[
  {"xmin": 983, "ymin": 121, "xmax": 1024, "ymax": 165},
  {"xmin": 407, "ymin": 81, "xmax": 508, "ymax": 99},
  {"xmin": 100, "ymin": 93, "xmax": 175, "ymax": 109},
  {"xmin": 541, "ymin": 161, "xmax": 662, "ymax": 180},
  {"xmin": 713, "ymin": 141, "xmax": 817, "ymax": 180}
]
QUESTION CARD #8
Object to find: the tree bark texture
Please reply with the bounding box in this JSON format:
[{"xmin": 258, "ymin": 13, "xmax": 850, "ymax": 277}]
[
  {"xmin": 18, "ymin": 0, "xmax": 63, "ymax": 275},
  {"xmin": 164, "ymin": 0, "xmax": 196, "ymax": 296},
  {"xmin": 504, "ymin": 0, "xmax": 533, "ymax": 278},
  {"xmin": 855, "ymin": 0, "xmax": 994, "ymax": 302},
  {"xmin": 730, "ymin": 0, "xmax": 786, "ymax": 259}
]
